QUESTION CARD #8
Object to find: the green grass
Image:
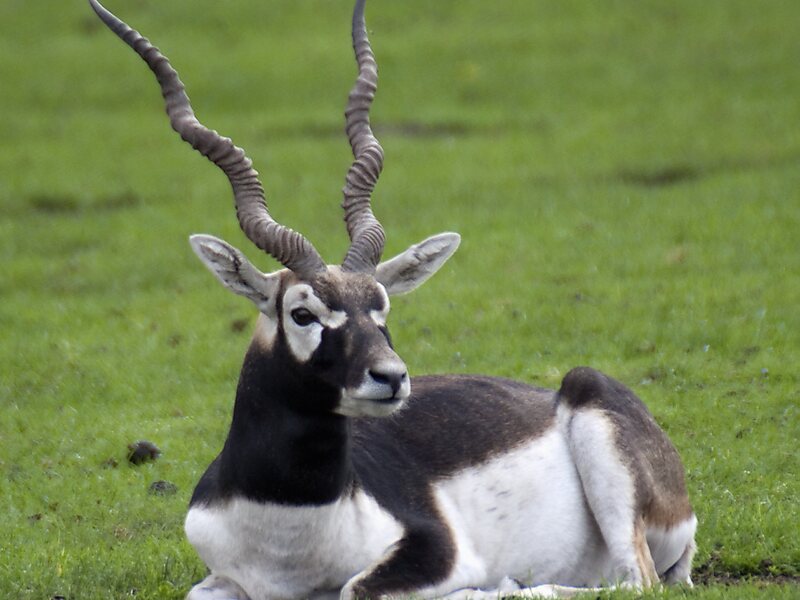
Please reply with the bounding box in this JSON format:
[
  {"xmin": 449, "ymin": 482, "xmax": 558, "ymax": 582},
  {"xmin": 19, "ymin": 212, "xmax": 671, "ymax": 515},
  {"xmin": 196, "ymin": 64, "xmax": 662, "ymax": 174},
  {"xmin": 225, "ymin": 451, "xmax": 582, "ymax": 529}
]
[{"xmin": 1, "ymin": 0, "xmax": 798, "ymax": 597}]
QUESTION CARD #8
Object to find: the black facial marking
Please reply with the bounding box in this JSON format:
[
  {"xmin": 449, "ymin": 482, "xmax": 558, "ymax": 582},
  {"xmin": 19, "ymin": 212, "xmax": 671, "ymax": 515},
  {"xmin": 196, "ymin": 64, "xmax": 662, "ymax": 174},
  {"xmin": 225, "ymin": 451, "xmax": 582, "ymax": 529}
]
[
  {"xmin": 378, "ymin": 325, "xmax": 393, "ymax": 348},
  {"xmin": 310, "ymin": 325, "xmax": 350, "ymax": 380}
]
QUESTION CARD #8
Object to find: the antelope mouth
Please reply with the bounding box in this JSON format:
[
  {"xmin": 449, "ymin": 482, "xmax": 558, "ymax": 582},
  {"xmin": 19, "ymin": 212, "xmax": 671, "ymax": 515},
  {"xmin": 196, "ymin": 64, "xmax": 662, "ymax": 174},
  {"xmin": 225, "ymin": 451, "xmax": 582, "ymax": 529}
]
[
  {"xmin": 372, "ymin": 395, "xmax": 404, "ymax": 404},
  {"xmin": 335, "ymin": 388, "xmax": 409, "ymax": 418}
]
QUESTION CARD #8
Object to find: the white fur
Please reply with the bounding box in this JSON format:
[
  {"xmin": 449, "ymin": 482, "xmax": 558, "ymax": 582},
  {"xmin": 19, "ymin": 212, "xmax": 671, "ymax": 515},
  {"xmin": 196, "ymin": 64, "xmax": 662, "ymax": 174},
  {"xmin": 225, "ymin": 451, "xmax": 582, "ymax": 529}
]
[
  {"xmin": 441, "ymin": 580, "xmax": 601, "ymax": 599},
  {"xmin": 189, "ymin": 235, "xmax": 281, "ymax": 314},
  {"xmin": 560, "ymin": 405, "xmax": 642, "ymax": 585},
  {"xmin": 335, "ymin": 394, "xmax": 404, "ymax": 418},
  {"xmin": 376, "ymin": 232, "xmax": 461, "ymax": 296},
  {"xmin": 252, "ymin": 313, "xmax": 278, "ymax": 350},
  {"xmin": 185, "ymin": 413, "xmax": 694, "ymax": 600},
  {"xmin": 186, "ymin": 574, "xmax": 250, "ymax": 600},
  {"xmin": 335, "ymin": 395, "xmax": 405, "ymax": 418},
  {"xmin": 417, "ymin": 430, "xmax": 613, "ymax": 597},
  {"xmin": 369, "ymin": 308, "xmax": 388, "ymax": 327},
  {"xmin": 184, "ymin": 430, "xmax": 622, "ymax": 600},
  {"xmin": 185, "ymin": 492, "xmax": 403, "ymax": 600},
  {"xmin": 647, "ymin": 516, "xmax": 697, "ymax": 581},
  {"xmin": 370, "ymin": 283, "xmax": 390, "ymax": 326},
  {"xmin": 336, "ymin": 359, "xmax": 409, "ymax": 417}
]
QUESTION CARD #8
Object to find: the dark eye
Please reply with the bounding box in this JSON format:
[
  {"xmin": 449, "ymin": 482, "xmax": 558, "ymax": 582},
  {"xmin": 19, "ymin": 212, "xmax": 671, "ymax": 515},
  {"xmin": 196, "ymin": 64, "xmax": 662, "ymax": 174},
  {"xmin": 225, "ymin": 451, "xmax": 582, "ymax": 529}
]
[{"xmin": 291, "ymin": 308, "xmax": 318, "ymax": 327}]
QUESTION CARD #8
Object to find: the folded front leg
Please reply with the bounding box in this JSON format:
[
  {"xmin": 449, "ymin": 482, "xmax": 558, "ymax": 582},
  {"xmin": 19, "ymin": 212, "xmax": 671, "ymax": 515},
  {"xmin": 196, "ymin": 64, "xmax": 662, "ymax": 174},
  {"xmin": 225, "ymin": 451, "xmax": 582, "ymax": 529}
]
[
  {"xmin": 340, "ymin": 523, "xmax": 455, "ymax": 600},
  {"xmin": 186, "ymin": 574, "xmax": 251, "ymax": 600}
]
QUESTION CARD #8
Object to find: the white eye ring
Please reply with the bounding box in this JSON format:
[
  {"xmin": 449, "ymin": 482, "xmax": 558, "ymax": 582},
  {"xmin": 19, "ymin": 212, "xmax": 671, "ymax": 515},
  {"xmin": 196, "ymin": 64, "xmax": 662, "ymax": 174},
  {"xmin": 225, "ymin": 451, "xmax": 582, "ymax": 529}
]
[{"xmin": 291, "ymin": 307, "xmax": 318, "ymax": 327}]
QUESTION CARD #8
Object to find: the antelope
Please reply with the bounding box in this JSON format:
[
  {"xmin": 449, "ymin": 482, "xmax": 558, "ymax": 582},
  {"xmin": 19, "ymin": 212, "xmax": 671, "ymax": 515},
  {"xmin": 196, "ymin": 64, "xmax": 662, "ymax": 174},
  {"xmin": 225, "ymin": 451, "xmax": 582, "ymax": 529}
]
[{"xmin": 90, "ymin": 1, "xmax": 697, "ymax": 598}]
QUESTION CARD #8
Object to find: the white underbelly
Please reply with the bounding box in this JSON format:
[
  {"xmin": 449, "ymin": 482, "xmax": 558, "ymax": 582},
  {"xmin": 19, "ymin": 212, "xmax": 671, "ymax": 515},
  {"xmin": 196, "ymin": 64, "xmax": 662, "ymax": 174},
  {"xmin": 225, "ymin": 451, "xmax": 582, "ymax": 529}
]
[
  {"xmin": 431, "ymin": 429, "xmax": 610, "ymax": 590},
  {"xmin": 185, "ymin": 429, "xmax": 615, "ymax": 599},
  {"xmin": 185, "ymin": 491, "xmax": 403, "ymax": 600}
]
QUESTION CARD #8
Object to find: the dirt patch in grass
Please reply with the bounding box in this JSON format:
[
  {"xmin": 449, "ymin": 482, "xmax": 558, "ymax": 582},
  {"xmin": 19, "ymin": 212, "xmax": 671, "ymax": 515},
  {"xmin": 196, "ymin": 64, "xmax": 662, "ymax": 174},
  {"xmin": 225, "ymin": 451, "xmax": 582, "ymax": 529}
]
[
  {"xmin": 254, "ymin": 120, "xmax": 474, "ymax": 140},
  {"xmin": 694, "ymin": 556, "xmax": 800, "ymax": 586},
  {"xmin": 696, "ymin": 572, "xmax": 800, "ymax": 586},
  {"xmin": 615, "ymin": 151, "xmax": 800, "ymax": 189},
  {"xmin": 29, "ymin": 191, "xmax": 141, "ymax": 214},
  {"xmin": 618, "ymin": 165, "xmax": 700, "ymax": 188},
  {"xmin": 376, "ymin": 121, "xmax": 472, "ymax": 138}
]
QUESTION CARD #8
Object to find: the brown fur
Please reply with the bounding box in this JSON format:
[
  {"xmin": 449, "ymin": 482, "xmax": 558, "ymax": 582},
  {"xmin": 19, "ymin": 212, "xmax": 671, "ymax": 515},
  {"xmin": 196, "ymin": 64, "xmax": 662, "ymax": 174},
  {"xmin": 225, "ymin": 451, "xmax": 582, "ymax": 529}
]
[
  {"xmin": 558, "ymin": 367, "xmax": 694, "ymax": 529},
  {"xmin": 633, "ymin": 516, "xmax": 658, "ymax": 586}
]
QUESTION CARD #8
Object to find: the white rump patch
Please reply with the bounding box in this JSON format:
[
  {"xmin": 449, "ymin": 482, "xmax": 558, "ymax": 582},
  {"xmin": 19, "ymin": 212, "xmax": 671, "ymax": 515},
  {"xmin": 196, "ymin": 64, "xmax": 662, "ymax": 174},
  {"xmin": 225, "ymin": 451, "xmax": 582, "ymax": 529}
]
[{"xmin": 647, "ymin": 515, "xmax": 697, "ymax": 578}]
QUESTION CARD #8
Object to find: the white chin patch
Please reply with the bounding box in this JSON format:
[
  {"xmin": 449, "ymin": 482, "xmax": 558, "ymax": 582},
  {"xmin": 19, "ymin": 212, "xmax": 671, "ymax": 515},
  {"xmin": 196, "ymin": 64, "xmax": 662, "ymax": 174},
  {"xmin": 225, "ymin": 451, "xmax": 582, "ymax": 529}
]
[
  {"xmin": 336, "ymin": 375, "xmax": 411, "ymax": 417},
  {"xmin": 335, "ymin": 393, "xmax": 406, "ymax": 418}
]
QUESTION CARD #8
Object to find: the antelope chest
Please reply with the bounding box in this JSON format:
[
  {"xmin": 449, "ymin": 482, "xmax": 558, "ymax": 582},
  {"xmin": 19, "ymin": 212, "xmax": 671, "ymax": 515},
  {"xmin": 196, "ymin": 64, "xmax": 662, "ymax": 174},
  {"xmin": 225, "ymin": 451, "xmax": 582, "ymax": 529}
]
[{"xmin": 185, "ymin": 491, "xmax": 403, "ymax": 600}]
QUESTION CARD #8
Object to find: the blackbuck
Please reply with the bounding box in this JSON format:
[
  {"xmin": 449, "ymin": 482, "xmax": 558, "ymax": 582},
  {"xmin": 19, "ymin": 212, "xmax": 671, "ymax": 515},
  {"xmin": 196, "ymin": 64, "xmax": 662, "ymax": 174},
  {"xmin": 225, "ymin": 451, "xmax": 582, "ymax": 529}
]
[{"xmin": 90, "ymin": 0, "xmax": 697, "ymax": 598}]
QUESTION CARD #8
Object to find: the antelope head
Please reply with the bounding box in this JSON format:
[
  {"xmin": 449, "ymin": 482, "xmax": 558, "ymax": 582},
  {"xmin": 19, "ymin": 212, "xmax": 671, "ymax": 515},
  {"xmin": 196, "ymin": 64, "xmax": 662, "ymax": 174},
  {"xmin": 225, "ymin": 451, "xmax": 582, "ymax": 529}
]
[{"xmin": 90, "ymin": 0, "xmax": 460, "ymax": 417}]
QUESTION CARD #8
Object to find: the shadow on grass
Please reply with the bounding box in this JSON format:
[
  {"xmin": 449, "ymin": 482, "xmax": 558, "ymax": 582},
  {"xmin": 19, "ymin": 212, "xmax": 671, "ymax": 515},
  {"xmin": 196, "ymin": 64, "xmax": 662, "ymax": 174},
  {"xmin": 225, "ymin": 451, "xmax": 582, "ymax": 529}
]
[
  {"xmin": 615, "ymin": 152, "xmax": 800, "ymax": 189},
  {"xmin": 28, "ymin": 191, "xmax": 142, "ymax": 215}
]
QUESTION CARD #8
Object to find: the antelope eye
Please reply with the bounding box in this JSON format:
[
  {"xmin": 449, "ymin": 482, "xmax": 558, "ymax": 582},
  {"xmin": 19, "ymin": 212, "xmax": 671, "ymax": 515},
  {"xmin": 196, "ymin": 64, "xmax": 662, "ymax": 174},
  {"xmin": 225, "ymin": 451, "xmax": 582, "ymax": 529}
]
[{"xmin": 291, "ymin": 308, "xmax": 318, "ymax": 327}]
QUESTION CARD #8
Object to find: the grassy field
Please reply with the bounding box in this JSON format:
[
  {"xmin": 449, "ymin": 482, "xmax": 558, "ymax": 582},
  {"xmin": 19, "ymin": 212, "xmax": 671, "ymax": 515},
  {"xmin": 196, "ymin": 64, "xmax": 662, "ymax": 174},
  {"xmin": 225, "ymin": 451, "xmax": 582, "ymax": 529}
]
[{"xmin": 1, "ymin": 0, "xmax": 798, "ymax": 598}]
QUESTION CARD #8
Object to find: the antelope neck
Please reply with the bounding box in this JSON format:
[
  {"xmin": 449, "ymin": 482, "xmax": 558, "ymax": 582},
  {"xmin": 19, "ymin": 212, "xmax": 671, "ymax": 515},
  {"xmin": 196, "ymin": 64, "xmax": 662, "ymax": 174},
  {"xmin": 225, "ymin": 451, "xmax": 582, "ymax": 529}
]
[{"xmin": 218, "ymin": 343, "xmax": 355, "ymax": 505}]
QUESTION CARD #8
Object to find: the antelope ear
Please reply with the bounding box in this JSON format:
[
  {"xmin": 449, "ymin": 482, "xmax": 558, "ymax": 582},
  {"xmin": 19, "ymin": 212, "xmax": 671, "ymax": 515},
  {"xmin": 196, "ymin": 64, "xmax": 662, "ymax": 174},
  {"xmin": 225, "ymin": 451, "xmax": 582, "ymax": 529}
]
[
  {"xmin": 189, "ymin": 234, "xmax": 281, "ymax": 317},
  {"xmin": 376, "ymin": 232, "xmax": 461, "ymax": 296}
]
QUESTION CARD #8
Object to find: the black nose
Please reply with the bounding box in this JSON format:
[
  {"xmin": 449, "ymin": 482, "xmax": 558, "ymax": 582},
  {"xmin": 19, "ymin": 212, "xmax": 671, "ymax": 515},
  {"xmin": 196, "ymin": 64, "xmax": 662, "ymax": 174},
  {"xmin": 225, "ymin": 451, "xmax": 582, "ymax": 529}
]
[{"xmin": 369, "ymin": 368, "xmax": 407, "ymax": 396}]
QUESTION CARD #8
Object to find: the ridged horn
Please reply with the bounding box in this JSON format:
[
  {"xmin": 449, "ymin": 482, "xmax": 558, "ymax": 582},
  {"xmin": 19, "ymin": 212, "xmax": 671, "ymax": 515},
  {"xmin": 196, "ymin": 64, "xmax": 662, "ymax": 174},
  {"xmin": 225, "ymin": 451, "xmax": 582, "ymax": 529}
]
[
  {"xmin": 89, "ymin": 0, "xmax": 326, "ymax": 278},
  {"xmin": 341, "ymin": 0, "xmax": 386, "ymax": 273}
]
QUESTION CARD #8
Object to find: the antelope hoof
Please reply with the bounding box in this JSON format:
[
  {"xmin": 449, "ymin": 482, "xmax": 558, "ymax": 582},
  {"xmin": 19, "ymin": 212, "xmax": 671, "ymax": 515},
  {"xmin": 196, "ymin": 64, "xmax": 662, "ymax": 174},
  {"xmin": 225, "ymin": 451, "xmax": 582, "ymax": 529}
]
[{"xmin": 186, "ymin": 574, "xmax": 251, "ymax": 600}]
